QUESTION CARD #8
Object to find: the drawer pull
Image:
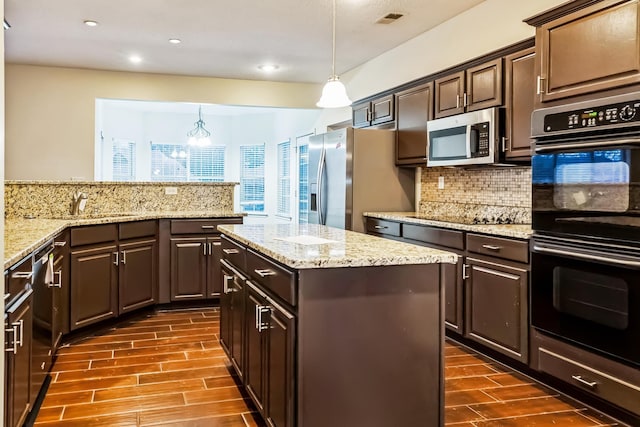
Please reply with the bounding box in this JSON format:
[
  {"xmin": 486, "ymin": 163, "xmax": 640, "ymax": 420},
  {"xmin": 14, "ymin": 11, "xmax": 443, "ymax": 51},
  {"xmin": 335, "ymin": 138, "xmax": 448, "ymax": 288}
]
[
  {"xmin": 571, "ymin": 375, "xmax": 598, "ymax": 389},
  {"xmin": 41, "ymin": 361, "xmax": 46, "ymax": 370},
  {"xmin": 201, "ymin": 225, "xmax": 216, "ymax": 230},
  {"xmin": 374, "ymin": 225, "xmax": 388, "ymax": 230},
  {"xmin": 255, "ymin": 269, "xmax": 276, "ymax": 278},
  {"xmin": 223, "ymin": 248, "xmax": 240, "ymax": 255},
  {"xmin": 11, "ymin": 271, "xmax": 33, "ymax": 280},
  {"xmin": 481, "ymin": 244, "xmax": 502, "ymax": 251},
  {"xmin": 54, "ymin": 241, "xmax": 67, "ymax": 247}
]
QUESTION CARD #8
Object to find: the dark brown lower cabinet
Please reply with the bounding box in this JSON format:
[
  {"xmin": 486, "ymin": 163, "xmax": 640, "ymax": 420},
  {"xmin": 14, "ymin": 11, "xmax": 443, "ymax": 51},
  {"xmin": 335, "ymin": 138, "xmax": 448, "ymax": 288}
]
[
  {"xmin": 464, "ymin": 257, "xmax": 528, "ymax": 363},
  {"xmin": 170, "ymin": 237, "xmax": 222, "ymax": 301},
  {"xmin": 219, "ymin": 260, "xmax": 246, "ymax": 380},
  {"xmin": 5, "ymin": 288, "xmax": 34, "ymax": 427},
  {"xmin": 245, "ymin": 280, "xmax": 295, "ymax": 427},
  {"xmin": 70, "ymin": 244, "xmax": 118, "ymax": 330},
  {"xmin": 118, "ymin": 239, "xmax": 157, "ymax": 314}
]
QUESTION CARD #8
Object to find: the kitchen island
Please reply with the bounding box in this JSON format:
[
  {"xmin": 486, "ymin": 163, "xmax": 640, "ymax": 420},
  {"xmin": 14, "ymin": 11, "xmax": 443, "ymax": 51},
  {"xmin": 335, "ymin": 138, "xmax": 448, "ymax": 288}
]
[{"xmin": 218, "ymin": 223, "xmax": 457, "ymax": 427}]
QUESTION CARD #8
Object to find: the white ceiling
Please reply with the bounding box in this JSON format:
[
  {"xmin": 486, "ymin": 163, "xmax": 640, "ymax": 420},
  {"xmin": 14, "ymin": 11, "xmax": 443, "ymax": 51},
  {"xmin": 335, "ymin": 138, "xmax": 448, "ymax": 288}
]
[{"xmin": 5, "ymin": 0, "xmax": 485, "ymax": 83}]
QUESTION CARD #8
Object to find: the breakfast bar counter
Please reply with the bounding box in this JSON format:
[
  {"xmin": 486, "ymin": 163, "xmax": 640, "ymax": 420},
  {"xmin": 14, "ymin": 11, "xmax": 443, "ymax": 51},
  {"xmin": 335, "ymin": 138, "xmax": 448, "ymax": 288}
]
[{"xmin": 217, "ymin": 223, "xmax": 456, "ymax": 427}]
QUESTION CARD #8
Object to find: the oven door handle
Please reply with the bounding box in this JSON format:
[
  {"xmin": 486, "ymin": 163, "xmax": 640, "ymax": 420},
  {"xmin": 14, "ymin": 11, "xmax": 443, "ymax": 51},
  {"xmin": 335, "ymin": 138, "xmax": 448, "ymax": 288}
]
[
  {"xmin": 535, "ymin": 138, "xmax": 640, "ymax": 153},
  {"xmin": 532, "ymin": 244, "xmax": 640, "ymax": 268}
]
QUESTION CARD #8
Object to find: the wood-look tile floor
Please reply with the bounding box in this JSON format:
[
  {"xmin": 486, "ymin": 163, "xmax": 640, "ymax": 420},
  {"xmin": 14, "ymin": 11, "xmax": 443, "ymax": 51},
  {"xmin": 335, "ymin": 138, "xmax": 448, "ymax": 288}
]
[{"xmin": 35, "ymin": 307, "xmax": 624, "ymax": 426}]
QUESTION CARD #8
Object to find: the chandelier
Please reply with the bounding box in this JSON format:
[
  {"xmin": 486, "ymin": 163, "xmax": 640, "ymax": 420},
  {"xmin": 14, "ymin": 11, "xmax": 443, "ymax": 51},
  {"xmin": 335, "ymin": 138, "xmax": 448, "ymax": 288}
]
[
  {"xmin": 187, "ymin": 105, "xmax": 212, "ymax": 146},
  {"xmin": 316, "ymin": 0, "xmax": 352, "ymax": 108}
]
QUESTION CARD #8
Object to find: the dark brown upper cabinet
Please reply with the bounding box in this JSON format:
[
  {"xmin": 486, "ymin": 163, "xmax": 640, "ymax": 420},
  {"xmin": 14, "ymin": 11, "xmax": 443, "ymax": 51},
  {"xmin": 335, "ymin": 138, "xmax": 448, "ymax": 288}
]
[
  {"xmin": 504, "ymin": 47, "xmax": 536, "ymax": 160},
  {"xmin": 435, "ymin": 58, "xmax": 503, "ymax": 118},
  {"xmin": 352, "ymin": 94, "xmax": 394, "ymax": 128},
  {"xmin": 530, "ymin": 0, "xmax": 640, "ymax": 103},
  {"xmin": 395, "ymin": 82, "xmax": 434, "ymax": 166}
]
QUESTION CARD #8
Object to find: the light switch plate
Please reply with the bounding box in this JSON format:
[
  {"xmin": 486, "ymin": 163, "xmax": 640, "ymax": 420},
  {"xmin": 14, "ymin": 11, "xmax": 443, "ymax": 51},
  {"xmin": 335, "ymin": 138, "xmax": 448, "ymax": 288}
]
[
  {"xmin": 438, "ymin": 176, "xmax": 445, "ymax": 190},
  {"xmin": 165, "ymin": 187, "xmax": 178, "ymax": 195}
]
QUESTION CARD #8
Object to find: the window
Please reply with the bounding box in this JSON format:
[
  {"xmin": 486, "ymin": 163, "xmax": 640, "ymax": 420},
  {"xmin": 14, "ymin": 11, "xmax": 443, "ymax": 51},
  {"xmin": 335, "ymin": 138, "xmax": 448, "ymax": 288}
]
[
  {"xmin": 277, "ymin": 140, "xmax": 291, "ymax": 216},
  {"xmin": 240, "ymin": 145, "xmax": 265, "ymax": 213},
  {"xmin": 150, "ymin": 143, "xmax": 225, "ymax": 182},
  {"xmin": 298, "ymin": 144, "xmax": 309, "ymax": 223},
  {"xmin": 112, "ymin": 140, "xmax": 135, "ymax": 181},
  {"xmin": 190, "ymin": 146, "xmax": 225, "ymax": 182}
]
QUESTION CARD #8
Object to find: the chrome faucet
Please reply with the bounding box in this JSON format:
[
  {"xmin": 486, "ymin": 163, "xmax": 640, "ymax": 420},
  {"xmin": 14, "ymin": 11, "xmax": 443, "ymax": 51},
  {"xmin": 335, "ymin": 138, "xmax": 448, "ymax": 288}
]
[{"xmin": 71, "ymin": 191, "xmax": 88, "ymax": 215}]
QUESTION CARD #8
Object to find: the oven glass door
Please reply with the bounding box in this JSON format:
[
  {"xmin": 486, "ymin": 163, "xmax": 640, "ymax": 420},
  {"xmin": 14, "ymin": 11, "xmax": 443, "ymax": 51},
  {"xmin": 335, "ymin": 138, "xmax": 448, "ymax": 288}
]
[
  {"xmin": 531, "ymin": 238, "xmax": 640, "ymax": 366},
  {"xmin": 532, "ymin": 145, "xmax": 640, "ymax": 241}
]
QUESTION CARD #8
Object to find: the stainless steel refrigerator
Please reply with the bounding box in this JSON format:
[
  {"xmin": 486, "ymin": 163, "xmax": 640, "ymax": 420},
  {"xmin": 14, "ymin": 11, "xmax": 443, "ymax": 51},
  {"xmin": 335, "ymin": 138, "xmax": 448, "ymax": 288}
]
[{"xmin": 306, "ymin": 127, "xmax": 415, "ymax": 233}]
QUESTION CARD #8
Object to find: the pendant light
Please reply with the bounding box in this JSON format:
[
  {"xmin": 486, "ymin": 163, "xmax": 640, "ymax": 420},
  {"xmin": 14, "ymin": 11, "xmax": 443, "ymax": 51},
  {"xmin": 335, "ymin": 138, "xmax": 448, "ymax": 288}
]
[
  {"xmin": 187, "ymin": 105, "xmax": 212, "ymax": 146},
  {"xmin": 316, "ymin": 0, "xmax": 352, "ymax": 108}
]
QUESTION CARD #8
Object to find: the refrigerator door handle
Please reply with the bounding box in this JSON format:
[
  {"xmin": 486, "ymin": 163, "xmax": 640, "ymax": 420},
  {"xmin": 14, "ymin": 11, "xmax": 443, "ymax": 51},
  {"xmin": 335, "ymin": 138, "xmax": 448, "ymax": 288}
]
[{"xmin": 317, "ymin": 148, "xmax": 326, "ymax": 225}]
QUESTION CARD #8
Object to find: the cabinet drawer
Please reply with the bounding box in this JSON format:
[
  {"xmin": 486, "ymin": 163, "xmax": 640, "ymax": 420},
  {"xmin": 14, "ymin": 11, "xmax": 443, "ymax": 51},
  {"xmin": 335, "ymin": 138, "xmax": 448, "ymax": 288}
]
[
  {"xmin": 466, "ymin": 234, "xmax": 528, "ymax": 263},
  {"xmin": 246, "ymin": 249, "xmax": 296, "ymax": 306},
  {"xmin": 403, "ymin": 224, "xmax": 464, "ymax": 250},
  {"xmin": 538, "ymin": 346, "xmax": 640, "ymax": 416},
  {"xmin": 70, "ymin": 224, "xmax": 117, "ymax": 247},
  {"xmin": 221, "ymin": 235, "xmax": 246, "ymax": 270},
  {"xmin": 366, "ymin": 218, "xmax": 401, "ymax": 237},
  {"xmin": 6, "ymin": 255, "xmax": 33, "ymax": 303},
  {"xmin": 170, "ymin": 218, "xmax": 241, "ymax": 235},
  {"xmin": 119, "ymin": 220, "xmax": 157, "ymax": 240}
]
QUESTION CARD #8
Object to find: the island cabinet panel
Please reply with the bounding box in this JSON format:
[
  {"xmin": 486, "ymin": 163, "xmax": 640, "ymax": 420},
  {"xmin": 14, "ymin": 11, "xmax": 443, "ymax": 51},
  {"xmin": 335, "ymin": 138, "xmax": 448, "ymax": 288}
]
[
  {"xmin": 70, "ymin": 244, "xmax": 118, "ymax": 330},
  {"xmin": 219, "ymin": 259, "xmax": 246, "ymax": 381},
  {"xmin": 219, "ymin": 231, "xmax": 444, "ymax": 427},
  {"xmin": 534, "ymin": 0, "xmax": 640, "ymax": 103}
]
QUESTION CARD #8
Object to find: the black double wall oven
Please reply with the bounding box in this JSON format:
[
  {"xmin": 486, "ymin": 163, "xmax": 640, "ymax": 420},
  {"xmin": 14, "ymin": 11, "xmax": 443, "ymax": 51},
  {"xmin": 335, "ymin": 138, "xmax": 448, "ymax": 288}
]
[{"xmin": 531, "ymin": 92, "xmax": 640, "ymax": 368}]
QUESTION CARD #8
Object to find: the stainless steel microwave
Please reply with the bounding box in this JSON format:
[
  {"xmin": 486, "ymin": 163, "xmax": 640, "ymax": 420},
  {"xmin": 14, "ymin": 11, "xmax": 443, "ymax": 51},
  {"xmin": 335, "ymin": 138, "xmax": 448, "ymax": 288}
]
[{"xmin": 426, "ymin": 107, "xmax": 501, "ymax": 167}]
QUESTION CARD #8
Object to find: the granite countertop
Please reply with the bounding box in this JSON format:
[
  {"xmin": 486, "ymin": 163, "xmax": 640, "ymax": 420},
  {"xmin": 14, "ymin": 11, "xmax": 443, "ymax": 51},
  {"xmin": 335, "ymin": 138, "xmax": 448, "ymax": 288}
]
[
  {"xmin": 5, "ymin": 211, "xmax": 244, "ymax": 269},
  {"xmin": 364, "ymin": 212, "xmax": 533, "ymax": 240},
  {"xmin": 218, "ymin": 223, "xmax": 457, "ymax": 269}
]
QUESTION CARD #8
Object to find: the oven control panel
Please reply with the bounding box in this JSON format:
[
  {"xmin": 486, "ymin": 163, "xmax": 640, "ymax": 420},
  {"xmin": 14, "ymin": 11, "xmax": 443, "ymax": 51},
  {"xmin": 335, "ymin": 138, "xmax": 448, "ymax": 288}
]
[{"xmin": 543, "ymin": 100, "xmax": 640, "ymax": 132}]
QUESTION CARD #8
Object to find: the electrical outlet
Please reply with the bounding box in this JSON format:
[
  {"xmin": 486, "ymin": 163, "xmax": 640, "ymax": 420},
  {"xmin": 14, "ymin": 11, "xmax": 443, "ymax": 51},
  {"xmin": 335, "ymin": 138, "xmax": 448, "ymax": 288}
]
[
  {"xmin": 438, "ymin": 176, "xmax": 445, "ymax": 190},
  {"xmin": 165, "ymin": 187, "xmax": 178, "ymax": 195}
]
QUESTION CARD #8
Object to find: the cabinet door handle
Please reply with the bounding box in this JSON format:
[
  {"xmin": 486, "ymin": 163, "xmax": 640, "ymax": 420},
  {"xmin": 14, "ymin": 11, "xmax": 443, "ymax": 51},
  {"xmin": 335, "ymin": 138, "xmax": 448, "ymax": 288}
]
[
  {"xmin": 463, "ymin": 92, "xmax": 468, "ymax": 107},
  {"xmin": 49, "ymin": 271, "xmax": 62, "ymax": 288},
  {"xmin": 223, "ymin": 274, "xmax": 234, "ymax": 294},
  {"xmin": 456, "ymin": 94, "xmax": 460, "ymax": 109},
  {"xmin": 54, "ymin": 241, "xmax": 67, "ymax": 247},
  {"xmin": 374, "ymin": 225, "xmax": 388, "ymax": 230},
  {"xmin": 213, "ymin": 241, "xmax": 221, "ymax": 246},
  {"xmin": 13, "ymin": 319, "xmax": 24, "ymax": 348},
  {"xmin": 201, "ymin": 225, "xmax": 216, "ymax": 230},
  {"xmin": 254, "ymin": 269, "xmax": 276, "ymax": 278},
  {"xmin": 203, "ymin": 243, "xmax": 207, "ymax": 256},
  {"xmin": 223, "ymin": 248, "xmax": 239, "ymax": 255},
  {"xmin": 481, "ymin": 244, "xmax": 502, "ymax": 251},
  {"xmin": 571, "ymin": 375, "xmax": 598, "ymax": 389},
  {"xmin": 536, "ymin": 76, "xmax": 546, "ymax": 95},
  {"xmin": 501, "ymin": 137, "xmax": 507, "ymax": 152},
  {"xmin": 462, "ymin": 264, "xmax": 470, "ymax": 280},
  {"xmin": 11, "ymin": 271, "xmax": 33, "ymax": 280},
  {"xmin": 255, "ymin": 304, "xmax": 260, "ymax": 330},
  {"xmin": 258, "ymin": 306, "xmax": 271, "ymax": 332},
  {"xmin": 5, "ymin": 324, "xmax": 18, "ymax": 354},
  {"xmin": 121, "ymin": 251, "xmax": 126, "ymax": 265},
  {"xmin": 113, "ymin": 251, "xmax": 119, "ymax": 266}
]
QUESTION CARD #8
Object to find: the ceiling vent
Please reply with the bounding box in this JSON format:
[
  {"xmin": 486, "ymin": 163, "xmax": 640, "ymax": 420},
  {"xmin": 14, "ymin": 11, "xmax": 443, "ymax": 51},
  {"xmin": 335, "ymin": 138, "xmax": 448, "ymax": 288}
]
[{"xmin": 376, "ymin": 13, "xmax": 404, "ymax": 24}]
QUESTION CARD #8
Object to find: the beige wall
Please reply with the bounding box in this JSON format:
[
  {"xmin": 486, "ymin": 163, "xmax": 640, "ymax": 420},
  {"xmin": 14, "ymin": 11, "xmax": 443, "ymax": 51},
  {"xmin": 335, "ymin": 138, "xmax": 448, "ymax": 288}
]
[
  {"xmin": 6, "ymin": 0, "xmax": 569, "ymax": 179},
  {"xmin": 5, "ymin": 65, "xmax": 321, "ymax": 180}
]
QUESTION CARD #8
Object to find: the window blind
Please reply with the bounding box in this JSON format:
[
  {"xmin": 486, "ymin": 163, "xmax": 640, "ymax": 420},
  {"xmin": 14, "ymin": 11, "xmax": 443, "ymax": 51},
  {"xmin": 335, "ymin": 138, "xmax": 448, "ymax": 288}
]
[
  {"xmin": 277, "ymin": 140, "xmax": 291, "ymax": 216},
  {"xmin": 112, "ymin": 140, "xmax": 136, "ymax": 181},
  {"xmin": 240, "ymin": 144, "xmax": 265, "ymax": 213}
]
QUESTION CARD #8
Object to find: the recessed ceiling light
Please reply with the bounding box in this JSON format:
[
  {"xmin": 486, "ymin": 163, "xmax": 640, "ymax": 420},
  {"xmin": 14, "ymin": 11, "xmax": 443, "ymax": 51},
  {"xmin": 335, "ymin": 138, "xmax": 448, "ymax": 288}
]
[
  {"xmin": 168, "ymin": 38, "xmax": 182, "ymax": 44},
  {"xmin": 129, "ymin": 55, "xmax": 142, "ymax": 64},
  {"xmin": 258, "ymin": 64, "xmax": 279, "ymax": 72},
  {"xmin": 83, "ymin": 20, "xmax": 98, "ymax": 27}
]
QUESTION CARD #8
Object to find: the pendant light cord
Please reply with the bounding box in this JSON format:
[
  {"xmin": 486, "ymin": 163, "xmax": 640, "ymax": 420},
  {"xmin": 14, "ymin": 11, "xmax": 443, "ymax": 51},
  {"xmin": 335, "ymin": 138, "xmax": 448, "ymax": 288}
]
[{"xmin": 331, "ymin": 0, "xmax": 336, "ymax": 77}]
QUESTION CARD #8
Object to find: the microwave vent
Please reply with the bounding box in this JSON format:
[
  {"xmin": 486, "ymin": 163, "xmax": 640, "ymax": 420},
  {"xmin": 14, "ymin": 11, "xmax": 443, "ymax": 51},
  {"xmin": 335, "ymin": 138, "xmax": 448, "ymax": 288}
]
[{"xmin": 376, "ymin": 13, "xmax": 404, "ymax": 24}]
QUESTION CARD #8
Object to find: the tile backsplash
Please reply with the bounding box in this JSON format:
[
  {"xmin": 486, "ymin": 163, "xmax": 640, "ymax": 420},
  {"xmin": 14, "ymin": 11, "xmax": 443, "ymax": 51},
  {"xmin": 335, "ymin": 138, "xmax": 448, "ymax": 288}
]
[
  {"xmin": 5, "ymin": 181, "xmax": 237, "ymax": 219},
  {"xmin": 419, "ymin": 167, "xmax": 531, "ymax": 224}
]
